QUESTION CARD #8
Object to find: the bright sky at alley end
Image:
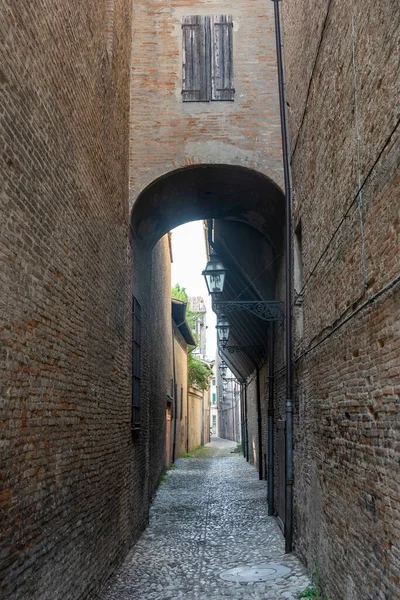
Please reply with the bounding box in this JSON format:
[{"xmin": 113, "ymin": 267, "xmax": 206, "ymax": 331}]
[{"xmin": 171, "ymin": 220, "xmax": 217, "ymax": 360}]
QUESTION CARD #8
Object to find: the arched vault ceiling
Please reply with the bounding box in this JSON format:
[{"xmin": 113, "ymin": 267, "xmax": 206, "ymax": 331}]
[{"xmin": 131, "ymin": 164, "xmax": 285, "ymax": 252}]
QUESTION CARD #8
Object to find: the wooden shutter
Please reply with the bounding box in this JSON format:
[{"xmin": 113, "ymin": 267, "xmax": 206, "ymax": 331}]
[
  {"xmin": 182, "ymin": 16, "xmax": 209, "ymax": 102},
  {"xmin": 211, "ymin": 15, "xmax": 234, "ymax": 101}
]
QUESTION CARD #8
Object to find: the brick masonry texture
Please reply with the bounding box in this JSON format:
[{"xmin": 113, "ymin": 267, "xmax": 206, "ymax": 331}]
[
  {"xmin": 1, "ymin": 0, "xmax": 399, "ymax": 599},
  {"xmin": 174, "ymin": 326, "xmax": 189, "ymax": 460},
  {"xmin": 0, "ymin": 1, "xmax": 135, "ymax": 598},
  {"xmin": 281, "ymin": 0, "xmax": 400, "ymax": 598},
  {"xmin": 129, "ymin": 0, "xmax": 284, "ymax": 207}
]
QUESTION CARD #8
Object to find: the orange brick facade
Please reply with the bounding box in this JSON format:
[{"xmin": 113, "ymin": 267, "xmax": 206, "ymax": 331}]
[{"xmin": 129, "ymin": 0, "xmax": 284, "ymax": 208}]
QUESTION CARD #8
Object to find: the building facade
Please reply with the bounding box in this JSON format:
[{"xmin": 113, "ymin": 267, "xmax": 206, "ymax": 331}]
[
  {"xmin": 1, "ymin": 1, "xmax": 398, "ymax": 599},
  {"xmin": 189, "ymin": 296, "xmax": 207, "ymax": 360},
  {"xmin": 210, "ymin": 364, "xmax": 218, "ymax": 436}
]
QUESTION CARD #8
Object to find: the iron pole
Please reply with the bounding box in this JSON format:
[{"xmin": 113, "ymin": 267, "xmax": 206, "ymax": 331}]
[
  {"xmin": 256, "ymin": 367, "xmax": 263, "ymax": 480},
  {"xmin": 272, "ymin": 0, "xmax": 293, "ymax": 552},
  {"xmin": 268, "ymin": 323, "xmax": 275, "ymax": 515}
]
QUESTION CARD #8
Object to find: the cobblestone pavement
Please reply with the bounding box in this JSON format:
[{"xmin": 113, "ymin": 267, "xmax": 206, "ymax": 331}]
[{"xmin": 98, "ymin": 438, "xmax": 311, "ymax": 600}]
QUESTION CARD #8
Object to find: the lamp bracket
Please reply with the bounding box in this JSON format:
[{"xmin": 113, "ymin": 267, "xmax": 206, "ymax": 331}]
[
  {"xmin": 222, "ymin": 344, "xmax": 267, "ymax": 358},
  {"xmin": 213, "ymin": 300, "xmax": 284, "ymax": 322}
]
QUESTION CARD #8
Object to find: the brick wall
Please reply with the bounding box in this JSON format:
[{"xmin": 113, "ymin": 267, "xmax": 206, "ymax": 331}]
[
  {"xmin": 0, "ymin": 1, "xmax": 134, "ymax": 598},
  {"xmin": 174, "ymin": 327, "xmax": 189, "ymax": 459},
  {"xmin": 188, "ymin": 387, "xmax": 204, "ymax": 451},
  {"xmin": 148, "ymin": 236, "xmax": 174, "ymax": 490},
  {"xmin": 129, "ymin": 0, "xmax": 284, "ymax": 207},
  {"xmin": 281, "ymin": 0, "xmax": 400, "ymax": 597}
]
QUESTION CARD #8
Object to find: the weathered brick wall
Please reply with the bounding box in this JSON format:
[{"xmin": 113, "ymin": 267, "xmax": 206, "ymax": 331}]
[
  {"xmin": 0, "ymin": 1, "xmax": 135, "ymax": 598},
  {"xmin": 246, "ymin": 374, "xmax": 259, "ymax": 466},
  {"xmin": 245, "ymin": 364, "xmax": 269, "ymax": 473},
  {"xmin": 218, "ymin": 380, "xmax": 242, "ymax": 444},
  {"xmin": 129, "ymin": 0, "xmax": 284, "ymax": 207},
  {"xmin": 148, "ymin": 236, "xmax": 174, "ymax": 489},
  {"xmin": 188, "ymin": 387, "xmax": 204, "ymax": 451},
  {"xmin": 281, "ymin": 0, "xmax": 400, "ymax": 597},
  {"xmin": 174, "ymin": 327, "xmax": 189, "ymax": 459},
  {"xmin": 203, "ymin": 389, "xmax": 211, "ymax": 446}
]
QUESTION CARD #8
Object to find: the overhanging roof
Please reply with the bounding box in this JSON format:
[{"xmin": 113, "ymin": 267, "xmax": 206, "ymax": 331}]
[{"xmin": 171, "ymin": 299, "xmax": 197, "ymax": 347}]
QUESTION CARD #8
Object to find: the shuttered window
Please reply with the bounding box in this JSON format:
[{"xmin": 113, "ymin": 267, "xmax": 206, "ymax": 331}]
[
  {"xmin": 182, "ymin": 15, "xmax": 234, "ymax": 102},
  {"xmin": 132, "ymin": 297, "xmax": 141, "ymax": 429},
  {"xmin": 210, "ymin": 15, "xmax": 234, "ymax": 101},
  {"xmin": 182, "ymin": 16, "xmax": 209, "ymax": 101}
]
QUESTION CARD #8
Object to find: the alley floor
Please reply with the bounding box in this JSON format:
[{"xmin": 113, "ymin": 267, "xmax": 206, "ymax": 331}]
[{"xmin": 98, "ymin": 438, "xmax": 311, "ymax": 600}]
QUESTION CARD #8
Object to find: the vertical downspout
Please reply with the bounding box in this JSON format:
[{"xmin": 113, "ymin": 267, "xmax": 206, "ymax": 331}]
[
  {"xmin": 268, "ymin": 323, "xmax": 275, "ymax": 516},
  {"xmin": 240, "ymin": 383, "xmax": 245, "ymax": 454},
  {"xmin": 243, "ymin": 383, "xmax": 248, "ymax": 460},
  {"xmin": 256, "ymin": 366, "xmax": 263, "ymax": 480},
  {"xmin": 207, "ymin": 219, "xmax": 217, "ymax": 251},
  {"xmin": 272, "ymin": 0, "xmax": 294, "ymax": 553},
  {"xmin": 232, "ymin": 383, "xmax": 235, "ymax": 442},
  {"xmin": 201, "ymin": 389, "xmax": 204, "ymax": 446},
  {"xmin": 241, "ymin": 384, "xmax": 246, "ymax": 456}
]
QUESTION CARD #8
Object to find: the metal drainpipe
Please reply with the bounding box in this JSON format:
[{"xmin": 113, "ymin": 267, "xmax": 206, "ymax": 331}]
[
  {"xmin": 268, "ymin": 323, "xmax": 275, "ymax": 516},
  {"xmin": 230, "ymin": 384, "xmax": 234, "ymax": 442},
  {"xmin": 207, "ymin": 219, "xmax": 217, "ymax": 251},
  {"xmin": 272, "ymin": 0, "xmax": 294, "ymax": 553},
  {"xmin": 256, "ymin": 366, "xmax": 263, "ymax": 480},
  {"xmin": 240, "ymin": 383, "xmax": 244, "ymax": 452},
  {"xmin": 244, "ymin": 383, "xmax": 249, "ymax": 462}
]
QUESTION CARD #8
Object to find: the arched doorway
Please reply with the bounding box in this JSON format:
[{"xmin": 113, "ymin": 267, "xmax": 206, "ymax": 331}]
[{"xmin": 129, "ymin": 163, "xmax": 288, "ymax": 542}]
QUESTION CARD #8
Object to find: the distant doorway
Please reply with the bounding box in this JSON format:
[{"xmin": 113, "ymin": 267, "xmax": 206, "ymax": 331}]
[
  {"xmin": 277, "ymin": 419, "xmax": 286, "ymax": 532},
  {"xmin": 165, "ymin": 402, "xmax": 172, "ymax": 467}
]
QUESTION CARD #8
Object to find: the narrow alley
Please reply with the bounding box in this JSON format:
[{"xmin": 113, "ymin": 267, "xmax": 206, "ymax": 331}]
[
  {"xmin": 98, "ymin": 439, "xmax": 310, "ymax": 600},
  {"xmin": 2, "ymin": 0, "xmax": 399, "ymax": 598}
]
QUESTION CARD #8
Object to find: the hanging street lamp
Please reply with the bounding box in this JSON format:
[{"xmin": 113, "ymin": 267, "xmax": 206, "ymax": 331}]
[
  {"xmin": 219, "ymin": 360, "xmax": 227, "ymax": 378},
  {"xmin": 202, "ymin": 247, "xmax": 284, "ymax": 322},
  {"xmin": 202, "ymin": 251, "xmax": 227, "ymax": 295},
  {"xmin": 216, "ymin": 314, "xmax": 230, "ymax": 347}
]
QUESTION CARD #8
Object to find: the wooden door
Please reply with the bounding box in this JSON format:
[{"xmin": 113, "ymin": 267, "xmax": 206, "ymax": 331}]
[{"xmin": 165, "ymin": 402, "xmax": 172, "ymax": 468}]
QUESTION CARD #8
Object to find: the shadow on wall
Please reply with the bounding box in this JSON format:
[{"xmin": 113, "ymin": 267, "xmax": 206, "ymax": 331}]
[{"xmin": 130, "ymin": 164, "xmax": 285, "ymax": 251}]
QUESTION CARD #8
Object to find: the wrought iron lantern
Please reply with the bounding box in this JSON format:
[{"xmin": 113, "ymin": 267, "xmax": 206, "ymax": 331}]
[
  {"xmin": 202, "ymin": 251, "xmax": 227, "ymax": 295},
  {"xmin": 219, "ymin": 360, "xmax": 227, "ymax": 378},
  {"xmin": 216, "ymin": 314, "xmax": 230, "ymax": 346}
]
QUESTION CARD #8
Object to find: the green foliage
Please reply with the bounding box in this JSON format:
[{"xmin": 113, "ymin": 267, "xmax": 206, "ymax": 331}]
[
  {"xmin": 297, "ymin": 562, "xmax": 326, "ymax": 600},
  {"xmin": 171, "ymin": 283, "xmax": 200, "ymax": 335},
  {"xmin": 171, "ymin": 283, "xmax": 189, "ymax": 303},
  {"xmin": 172, "ymin": 283, "xmax": 211, "ymax": 391},
  {"xmin": 188, "ymin": 352, "xmax": 210, "ymax": 390},
  {"xmin": 159, "ymin": 463, "xmax": 178, "ymax": 485},
  {"xmin": 297, "ymin": 588, "xmax": 318, "ymax": 599},
  {"xmin": 180, "ymin": 446, "xmax": 213, "ymax": 459}
]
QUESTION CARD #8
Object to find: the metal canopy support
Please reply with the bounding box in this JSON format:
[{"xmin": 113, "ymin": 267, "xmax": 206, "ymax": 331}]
[
  {"xmin": 223, "ymin": 344, "xmax": 267, "ymax": 359},
  {"xmin": 213, "ymin": 300, "xmax": 284, "ymax": 322}
]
